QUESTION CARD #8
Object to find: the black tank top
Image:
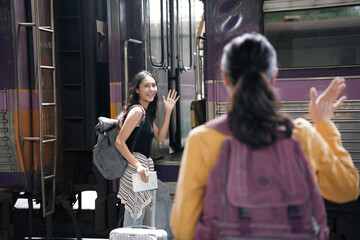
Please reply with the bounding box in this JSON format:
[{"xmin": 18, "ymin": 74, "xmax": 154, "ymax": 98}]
[{"xmin": 126, "ymin": 110, "xmax": 154, "ymax": 158}]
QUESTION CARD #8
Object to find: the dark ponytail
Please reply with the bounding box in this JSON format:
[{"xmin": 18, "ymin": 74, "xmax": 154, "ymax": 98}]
[{"xmin": 222, "ymin": 33, "xmax": 293, "ymax": 148}]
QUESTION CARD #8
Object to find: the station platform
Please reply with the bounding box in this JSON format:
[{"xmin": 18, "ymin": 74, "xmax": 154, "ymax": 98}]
[{"xmin": 154, "ymin": 150, "xmax": 182, "ymax": 197}]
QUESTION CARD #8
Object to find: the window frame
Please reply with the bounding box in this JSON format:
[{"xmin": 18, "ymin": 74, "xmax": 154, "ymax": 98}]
[
  {"xmin": 179, "ymin": 0, "xmax": 193, "ymax": 71},
  {"xmin": 148, "ymin": 0, "xmax": 165, "ymax": 67},
  {"xmin": 263, "ymin": 1, "xmax": 360, "ymax": 70}
]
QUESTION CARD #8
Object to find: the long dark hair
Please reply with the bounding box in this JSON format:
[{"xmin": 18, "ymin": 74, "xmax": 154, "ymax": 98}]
[
  {"xmin": 121, "ymin": 70, "xmax": 158, "ymax": 122},
  {"xmin": 221, "ymin": 33, "xmax": 293, "ymax": 148}
]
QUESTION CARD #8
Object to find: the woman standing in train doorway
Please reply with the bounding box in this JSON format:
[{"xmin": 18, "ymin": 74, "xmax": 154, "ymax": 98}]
[{"xmin": 115, "ymin": 70, "xmax": 178, "ymax": 237}]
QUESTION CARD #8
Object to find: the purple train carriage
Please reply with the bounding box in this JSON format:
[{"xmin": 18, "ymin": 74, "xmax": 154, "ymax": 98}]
[
  {"xmin": 0, "ymin": 0, "xmax": 359, "ymax": 239},
  {"xmin": 1, "ymin": 0, "xmax": 58, "ymax": 238}
]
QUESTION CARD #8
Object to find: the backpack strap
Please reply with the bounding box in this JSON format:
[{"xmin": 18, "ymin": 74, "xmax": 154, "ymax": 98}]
[
  {"xmin": 292, "ymin": 138, "xmax": 321, "ymax": 236},
  {"xmin": 126, "ymin": 104, "xmax": 146, "ymax": 152},
  {"xmin": 119, "ymin": 104, "xmax": 146, "ymax": 127},
  {"xmin": 132, "ymin": 104, "xmax": 146, "ymax": 127},
  {"xmin": 205, "ymin": 114, "xmax": 232, "ymax": 135}
]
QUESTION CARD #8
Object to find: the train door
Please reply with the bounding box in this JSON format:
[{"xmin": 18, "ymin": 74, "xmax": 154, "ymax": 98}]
[
  {"xmin": 145, "ymin": 0, "xmax": 197, "ymax": 158},
  {"xmin": 174, "ymin": 0, "xmax": 197, "ymax": 149},
  {"xmin": 107, "ymin": 0, "xmax": 197, "ymax": 158},
  {"xmin": 144, "ymin": 0, "xmax": 169, "ymax": 158}
]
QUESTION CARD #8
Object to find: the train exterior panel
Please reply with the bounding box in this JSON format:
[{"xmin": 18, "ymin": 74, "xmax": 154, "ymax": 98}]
[
  {"xmin": 0, "ymin": 0, "xmax": 360, "ymax": 239},
  {"xmin": 205, "ymin": 0, "xmax": 360, "ymax": 171},
  {"xmin": 0, "ymin": 0, "xmax": 25, "ymax": 191},
  {"xmin": 0, "ymin": 0, "xmax": 54, "ymax": 195},
  {"xmin": 204, "ymin": 0, "xmax": 261, "ymax": 120}
]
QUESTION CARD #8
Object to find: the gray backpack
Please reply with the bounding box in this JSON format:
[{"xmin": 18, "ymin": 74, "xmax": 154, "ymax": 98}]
[{"xmin": 93, "ymin": 105, "xmax": 145, "ymax": 180}]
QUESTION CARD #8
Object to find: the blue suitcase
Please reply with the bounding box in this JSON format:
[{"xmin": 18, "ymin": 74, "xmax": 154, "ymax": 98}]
[{"xmin": 109, "ymin": 189, "xmax": 168, "ymax": 240}]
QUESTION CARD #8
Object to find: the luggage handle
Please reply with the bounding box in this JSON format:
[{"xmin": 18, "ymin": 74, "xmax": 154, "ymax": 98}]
[
  {"xmin": 133, "ymin": 189, "xmax": 157, "ymax": 227},
  {"xmin": 127, "ymin": 225, "xmax": 156, "ymax": 230}
]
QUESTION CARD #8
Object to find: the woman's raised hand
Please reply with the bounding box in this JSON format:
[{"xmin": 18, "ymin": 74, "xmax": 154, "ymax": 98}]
[
  {"xmin": 163, "ymin": 89, "xmax": 180, "ymax": 112},
  {"xmin": 309, "ymin": 77, "xmax": 347, "ymax": 124}
]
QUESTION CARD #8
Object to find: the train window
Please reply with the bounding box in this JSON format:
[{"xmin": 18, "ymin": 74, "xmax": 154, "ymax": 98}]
[
  {"xmin": 179, "ymin": 0, "xmax": 192, "ymax": 70},
  {"xmin": 264, "ymin": 5, "xmax": 360, "ymax": 69},
  {"xmin": 149, "ymin": 0, "xmax": 164, "ymax": 66}
]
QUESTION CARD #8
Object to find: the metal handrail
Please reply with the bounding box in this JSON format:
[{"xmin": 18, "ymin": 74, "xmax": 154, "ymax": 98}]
[
  {"xmin": 124, "ymin": 38, "xmax": 142, "ymax": 100},
  {"xmin": 142, "ymin": 0, "xmax": 148, "ymax": 70},
  {"xmin": 19, "ymin": 22, "xmax": 35, "ymax": 26},
  {"xmin": 178, "ymin": 0, "xmax": 193, "ymax": 72},
  {"xmin": 39, "ymin": 26, "xmax": 54, "ymax": 33},
  {"xmin": 40, "ymin": 65, "xmax": 55, "ymax": 69},
  {"xmin": 195, "ymin": 36, "xmax": 205, "ymax": 100},
  {"xmin": 42, "ymin": 103, "xmax": 56, "ymax": 106}
]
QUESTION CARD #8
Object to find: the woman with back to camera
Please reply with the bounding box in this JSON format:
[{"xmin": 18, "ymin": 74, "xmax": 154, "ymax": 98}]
[
  {"xmin": 115, "ymin": 70, "xmax": 178, "ymax": 237},
  {"xmin": 171, "ymin": 33, "xmax": 359, "ymax": 240}
]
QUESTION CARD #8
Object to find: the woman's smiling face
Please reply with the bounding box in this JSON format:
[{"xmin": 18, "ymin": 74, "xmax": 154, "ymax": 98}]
[{"xmin": 136, "ymin": 76, "xmax": 157, "ymax": 105}]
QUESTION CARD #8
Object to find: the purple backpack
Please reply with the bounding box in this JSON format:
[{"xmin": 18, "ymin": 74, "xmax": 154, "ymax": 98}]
[{"xmin": 194, "ymin": 115, "xmax": 329, "ymax": 240}]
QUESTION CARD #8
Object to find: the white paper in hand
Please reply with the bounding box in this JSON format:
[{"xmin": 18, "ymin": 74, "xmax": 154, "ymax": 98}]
[{"xmin": 132, "ymin": 171, "xmax": 158, "ymax": 192}]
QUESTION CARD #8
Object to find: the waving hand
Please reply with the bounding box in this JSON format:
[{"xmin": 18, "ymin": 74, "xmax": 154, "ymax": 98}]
[
  {"xmin": 162, "ymin": 89, "xmax": 180, "ymax": 112},
  {"xmin": 309, "ymin": 77, "xmax": 347, "ymax": 123}
]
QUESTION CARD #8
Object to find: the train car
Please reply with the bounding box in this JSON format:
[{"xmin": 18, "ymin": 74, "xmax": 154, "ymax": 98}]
[
  {"xmin": 0, "ymin": 0, "xmax": 199, "ymax": 238},
  {"xmin": 0, "ymin": 0, "xmax": 110, "ymax": 239},
  {"xmin": 203, "ymin": 0, "xmax": 360, "ymax": 239},
  {"xmin": 0, "ymin": 0, "xmax": 359, "ymax": 239},
  {"xmin": 0, "ymin": 0, "xmax": 59, "ymax": 238}
]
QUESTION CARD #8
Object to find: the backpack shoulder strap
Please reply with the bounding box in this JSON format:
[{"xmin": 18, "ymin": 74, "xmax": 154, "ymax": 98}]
[
  {"xmin": 205, "ymin": 114, "xmax": 232, "ymax": 135},
  {"xmin": 126, "ymin": 104, "xmax": 146, "ymax": 152},
  {"xmin": 120, "ymin": 104, "xmax": 146, "ymax": 128},
  {"xmin": 131, "ymin": 104, "xmax": 146, "ymax": 126}
]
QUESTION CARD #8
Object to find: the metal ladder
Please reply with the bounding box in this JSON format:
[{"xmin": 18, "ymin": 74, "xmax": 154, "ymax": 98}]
[{"xmin": 20, "ymin": 0, "xmax": 57, "ymax": 218}]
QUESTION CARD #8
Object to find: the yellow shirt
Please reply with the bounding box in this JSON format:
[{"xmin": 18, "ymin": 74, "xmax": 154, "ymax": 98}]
[{"xmin": 171, "ymin": 118, "xmax": 359, "ymax": 240}]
